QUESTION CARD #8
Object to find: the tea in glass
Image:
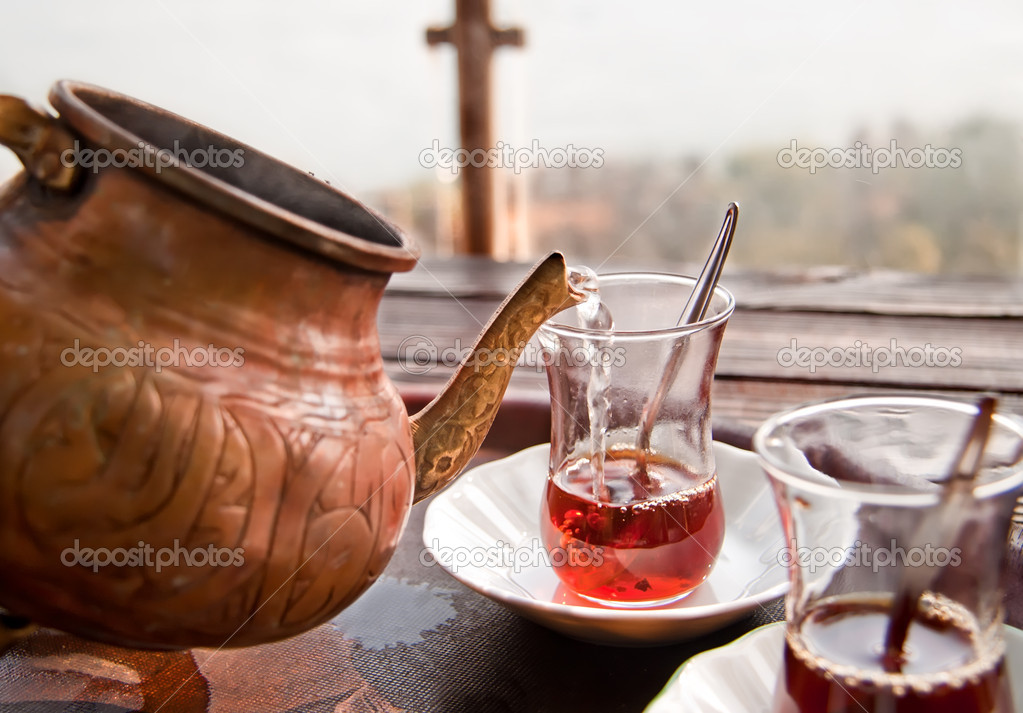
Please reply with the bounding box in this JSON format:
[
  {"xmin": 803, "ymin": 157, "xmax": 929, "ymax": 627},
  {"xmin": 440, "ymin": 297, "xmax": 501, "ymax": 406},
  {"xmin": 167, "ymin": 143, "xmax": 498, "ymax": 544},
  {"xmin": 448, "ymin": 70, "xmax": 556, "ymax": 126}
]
[
  {"xmin": 755, "ymin": 396, "xmax": 1023, "ymax": 713},
  {"xmin": 538, "ymin": 272, "xmax": 734, "ymax": 607}
]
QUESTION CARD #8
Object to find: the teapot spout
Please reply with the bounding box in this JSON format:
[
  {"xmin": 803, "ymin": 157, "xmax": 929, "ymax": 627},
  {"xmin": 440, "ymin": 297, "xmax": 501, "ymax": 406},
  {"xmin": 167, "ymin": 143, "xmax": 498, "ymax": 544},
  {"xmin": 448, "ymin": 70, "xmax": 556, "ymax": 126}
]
[{"xmin": 410, "ymin": 252, "xmax": 584, "ymax": 502}]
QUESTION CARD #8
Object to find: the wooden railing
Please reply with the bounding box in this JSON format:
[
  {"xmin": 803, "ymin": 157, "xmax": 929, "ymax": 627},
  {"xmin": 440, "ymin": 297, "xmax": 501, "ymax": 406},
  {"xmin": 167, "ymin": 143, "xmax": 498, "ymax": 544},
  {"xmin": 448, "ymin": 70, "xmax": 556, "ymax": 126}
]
[{"xmin": 383, "ymin": 258, "xmax": 1023, "ymax": 451}]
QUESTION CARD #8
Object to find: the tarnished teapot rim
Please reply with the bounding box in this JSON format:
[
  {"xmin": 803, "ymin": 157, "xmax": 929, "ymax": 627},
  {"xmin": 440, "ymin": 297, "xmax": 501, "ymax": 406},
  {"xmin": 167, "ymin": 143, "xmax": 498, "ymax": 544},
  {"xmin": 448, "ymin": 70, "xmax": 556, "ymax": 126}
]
[{"xmin": 48, "ymin": 80, "xmax": 420, "ymax": 274}]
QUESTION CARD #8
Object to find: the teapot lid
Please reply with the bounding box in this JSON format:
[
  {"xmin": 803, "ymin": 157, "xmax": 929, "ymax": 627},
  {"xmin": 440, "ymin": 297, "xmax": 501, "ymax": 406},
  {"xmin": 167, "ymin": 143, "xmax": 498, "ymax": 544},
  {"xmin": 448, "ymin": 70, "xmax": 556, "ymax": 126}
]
[{"xmin": 48, "ymin": 80, "xmax": 420, "ymax": 274}]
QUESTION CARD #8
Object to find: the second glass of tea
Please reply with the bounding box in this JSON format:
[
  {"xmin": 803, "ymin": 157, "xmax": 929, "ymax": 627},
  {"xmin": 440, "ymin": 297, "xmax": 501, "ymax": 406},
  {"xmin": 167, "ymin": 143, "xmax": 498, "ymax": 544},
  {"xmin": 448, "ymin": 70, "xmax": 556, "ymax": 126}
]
[
  {"xmin": 536, "ymin": 272, "xmax": 734, "ymax": 607},
  {"xmin": 755, "ymin": 395, "xmax": 1023, "ymax": 713}
]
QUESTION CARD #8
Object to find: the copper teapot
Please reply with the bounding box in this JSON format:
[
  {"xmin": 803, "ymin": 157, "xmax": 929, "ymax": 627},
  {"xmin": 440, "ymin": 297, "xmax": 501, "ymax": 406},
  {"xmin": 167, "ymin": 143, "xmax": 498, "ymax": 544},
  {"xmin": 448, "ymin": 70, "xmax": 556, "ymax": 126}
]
[{"xmin": 0, "ymin": 82, "xmax": 582, "ymax": 650}]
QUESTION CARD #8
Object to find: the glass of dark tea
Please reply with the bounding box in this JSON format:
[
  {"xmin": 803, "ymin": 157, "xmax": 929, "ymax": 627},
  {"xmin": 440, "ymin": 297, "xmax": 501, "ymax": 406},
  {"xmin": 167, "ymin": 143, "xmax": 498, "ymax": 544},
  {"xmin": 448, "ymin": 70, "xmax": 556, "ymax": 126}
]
[
  {"xmin": 536, "ymin": 272, "xmax": 734, "ymax": 607},
  {"xmin": 754, "ymin": 395, "xmax": 1023, "ymax": 713}
]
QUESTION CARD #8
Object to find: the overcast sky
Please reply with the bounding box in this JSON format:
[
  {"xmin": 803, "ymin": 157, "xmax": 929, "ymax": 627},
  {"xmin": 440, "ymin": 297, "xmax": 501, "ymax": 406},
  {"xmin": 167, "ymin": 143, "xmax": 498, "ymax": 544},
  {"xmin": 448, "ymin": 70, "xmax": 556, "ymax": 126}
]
[{"xmin": 2, "ymin": 0, "xmax": 1022, "ymax": 192}]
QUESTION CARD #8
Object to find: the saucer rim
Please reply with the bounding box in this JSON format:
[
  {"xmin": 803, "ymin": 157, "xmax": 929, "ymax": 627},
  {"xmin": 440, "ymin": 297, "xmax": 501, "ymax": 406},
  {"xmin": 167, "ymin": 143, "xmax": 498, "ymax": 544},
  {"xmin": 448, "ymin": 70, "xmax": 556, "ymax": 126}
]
[
  {"xmin": 422, "ymin": 441, "xmax": 789, "ymax": 624},
  {"xmin": 644, "ymin": 621, "xmax": 1023, "ymax": 713}
]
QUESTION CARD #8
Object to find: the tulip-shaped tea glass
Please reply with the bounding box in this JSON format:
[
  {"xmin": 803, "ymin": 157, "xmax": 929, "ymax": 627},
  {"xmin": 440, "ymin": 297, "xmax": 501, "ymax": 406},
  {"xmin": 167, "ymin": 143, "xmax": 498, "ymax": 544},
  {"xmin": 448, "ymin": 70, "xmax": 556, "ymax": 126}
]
[
  {"xmin": 536, "ymin": 273, "xmax": 734, "ymax": 607},
  {"xmin": 754, "ymin": 395, "xmax": 1023, "ymax": 713}
]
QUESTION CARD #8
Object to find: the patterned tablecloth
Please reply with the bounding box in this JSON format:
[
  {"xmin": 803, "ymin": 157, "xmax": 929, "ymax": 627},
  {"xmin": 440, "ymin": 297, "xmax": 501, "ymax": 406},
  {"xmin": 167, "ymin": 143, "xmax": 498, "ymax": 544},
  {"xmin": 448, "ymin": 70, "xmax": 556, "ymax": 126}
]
[{"xmin": 0, "ymin": 498, "xmax": 785, "ymax": 713}]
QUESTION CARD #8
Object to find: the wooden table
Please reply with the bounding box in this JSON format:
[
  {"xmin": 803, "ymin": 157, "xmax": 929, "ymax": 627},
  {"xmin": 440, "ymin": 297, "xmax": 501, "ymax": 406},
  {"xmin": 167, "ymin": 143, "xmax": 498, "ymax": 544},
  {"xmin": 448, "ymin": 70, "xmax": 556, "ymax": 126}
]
[
  {"xmin": 387, "ymin": 257, "xmax": 1023, "ymax": 440},
  {"xmin": 2, "ymin": 257, "xmax": 1021, "ymax": 712}
]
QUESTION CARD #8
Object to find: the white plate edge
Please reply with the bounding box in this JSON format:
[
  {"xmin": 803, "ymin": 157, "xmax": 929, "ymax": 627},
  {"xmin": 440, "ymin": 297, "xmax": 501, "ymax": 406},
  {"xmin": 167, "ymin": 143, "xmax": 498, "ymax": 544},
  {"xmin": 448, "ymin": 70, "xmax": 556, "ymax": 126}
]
[
  {"xmin": 422, "ymin": 441, "xmax": 789, "ymax": 624},
  {"xmin": 644, "ymin": 623, "xmax": 1023, "ymax": 713}
]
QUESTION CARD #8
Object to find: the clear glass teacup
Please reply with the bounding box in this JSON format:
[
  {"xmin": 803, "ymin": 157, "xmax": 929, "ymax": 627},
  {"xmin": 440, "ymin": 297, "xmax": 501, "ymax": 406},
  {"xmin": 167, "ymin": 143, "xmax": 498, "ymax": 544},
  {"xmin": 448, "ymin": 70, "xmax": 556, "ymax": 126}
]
[
  {"xmin": 755, "ymin": 395, "xmax": 1023, "ymax": 713},
  {"xmin": 536, "ymin": 272, "xmax": 734, "ymax": 607}
]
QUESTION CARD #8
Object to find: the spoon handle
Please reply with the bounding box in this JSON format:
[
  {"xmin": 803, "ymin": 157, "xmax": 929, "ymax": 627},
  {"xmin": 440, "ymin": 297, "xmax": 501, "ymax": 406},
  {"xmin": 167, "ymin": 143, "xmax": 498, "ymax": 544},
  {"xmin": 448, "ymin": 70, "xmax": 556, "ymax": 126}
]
[
  {"xmin": 634, "ymin": 203, "xmax": 739, "ymax": 470},
  {"xmin": 676, "ymin": 202, "xmax": 738, "ymax": 326},
  {"xmin": 881, "ymin": 395, "xmax": 997, "ymax": 672}
]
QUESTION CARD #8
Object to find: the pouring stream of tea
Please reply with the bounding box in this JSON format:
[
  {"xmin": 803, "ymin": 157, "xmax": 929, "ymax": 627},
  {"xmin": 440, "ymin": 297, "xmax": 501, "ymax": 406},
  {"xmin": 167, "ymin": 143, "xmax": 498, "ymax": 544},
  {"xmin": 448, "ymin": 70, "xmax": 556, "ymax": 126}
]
[
  {"xmin": 634, "ymin": 203, "xmax": 738, "ymax": 475},
  {"xmin": 567, "ymin": 266, "xmax": 614, "ymax": 501}
]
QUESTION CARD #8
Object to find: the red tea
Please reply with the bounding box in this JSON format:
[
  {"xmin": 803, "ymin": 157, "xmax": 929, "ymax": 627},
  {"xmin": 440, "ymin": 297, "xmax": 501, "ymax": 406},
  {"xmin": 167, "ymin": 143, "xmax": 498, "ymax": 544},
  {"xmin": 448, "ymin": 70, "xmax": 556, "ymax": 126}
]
[
  {"xmin": 541, "ymin": 448, "xmax": 725, "ymax": 606},
  {"xmin": 773, "ymin": 594, "xmax": 1013, "ymax": 713}
]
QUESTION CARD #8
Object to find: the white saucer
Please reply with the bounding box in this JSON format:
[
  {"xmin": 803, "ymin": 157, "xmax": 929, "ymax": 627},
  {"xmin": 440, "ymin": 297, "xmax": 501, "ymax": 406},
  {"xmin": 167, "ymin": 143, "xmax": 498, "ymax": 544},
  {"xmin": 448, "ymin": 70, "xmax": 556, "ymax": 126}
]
[
  {"xmin": 421, "ymin": 442, "xmax": 788, "ymax": 646},
  {"xmin": 644, "ymin": 622, "xmax": 1023, "ymax": 713}
]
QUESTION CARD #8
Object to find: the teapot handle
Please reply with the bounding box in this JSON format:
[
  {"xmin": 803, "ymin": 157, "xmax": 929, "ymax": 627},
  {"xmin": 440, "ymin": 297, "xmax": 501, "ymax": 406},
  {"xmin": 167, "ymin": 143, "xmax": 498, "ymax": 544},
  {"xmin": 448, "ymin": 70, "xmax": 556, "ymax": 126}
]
[{"xmin": 0, "ymin": 95, "xmax": 78, "ymax": 190}]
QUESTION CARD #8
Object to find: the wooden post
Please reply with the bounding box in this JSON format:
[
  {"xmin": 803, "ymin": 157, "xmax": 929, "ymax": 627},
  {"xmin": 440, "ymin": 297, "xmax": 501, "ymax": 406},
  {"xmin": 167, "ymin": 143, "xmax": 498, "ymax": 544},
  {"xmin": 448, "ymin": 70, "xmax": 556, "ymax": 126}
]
[{"xmin": 427, "ymin": 0, "xmax": 524, "ymax": 256}]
